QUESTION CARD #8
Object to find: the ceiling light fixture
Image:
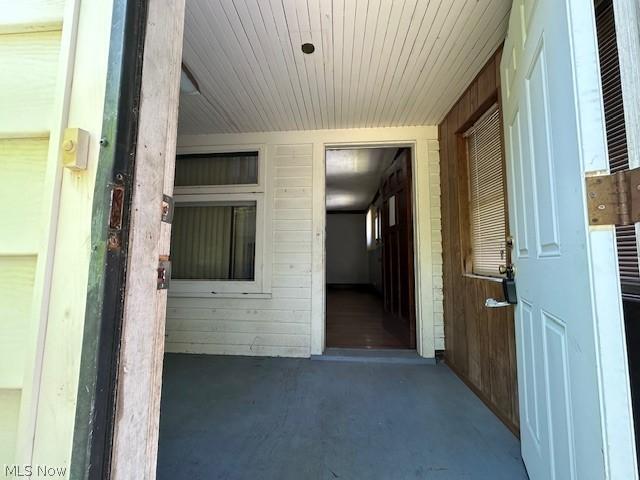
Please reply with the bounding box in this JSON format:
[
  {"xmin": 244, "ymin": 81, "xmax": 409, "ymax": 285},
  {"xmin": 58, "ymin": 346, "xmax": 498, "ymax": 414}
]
[
  {"xmin": 180, "ymin": 63, "xmax": 201, "ymax": 95},
  {"xmin": 301, "ymin": 43, "xmax": 315, "ymax": 54}
]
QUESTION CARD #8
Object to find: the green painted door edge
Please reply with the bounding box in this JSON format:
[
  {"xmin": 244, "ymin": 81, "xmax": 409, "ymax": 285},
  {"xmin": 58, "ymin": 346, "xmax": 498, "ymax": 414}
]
[{"xmin": 70, "ymin": 0, "xmax": 148, "ymax": 478}]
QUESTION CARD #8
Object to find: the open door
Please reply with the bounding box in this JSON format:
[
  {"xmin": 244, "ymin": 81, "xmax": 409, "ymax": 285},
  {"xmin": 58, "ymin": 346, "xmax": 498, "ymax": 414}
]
[
  {"xmin": 501, "ymin": 0, "xmax": 637, "ymax": 478},
  {"xmin": 380, "ymin": 149, "xmax": 416, "ymax": 348}
]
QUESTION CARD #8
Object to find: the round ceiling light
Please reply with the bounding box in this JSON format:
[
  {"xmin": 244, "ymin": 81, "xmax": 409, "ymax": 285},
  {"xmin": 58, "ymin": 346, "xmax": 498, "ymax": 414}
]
[{"xmin": 301, "ymin": 43, "xmax": 315, "ymax": 54}]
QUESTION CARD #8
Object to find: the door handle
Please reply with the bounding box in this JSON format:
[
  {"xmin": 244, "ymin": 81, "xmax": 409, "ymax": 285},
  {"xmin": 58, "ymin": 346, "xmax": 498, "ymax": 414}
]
[{"xmin": 485, "ymin": 298, "xmax": 511, "ymax": 308}]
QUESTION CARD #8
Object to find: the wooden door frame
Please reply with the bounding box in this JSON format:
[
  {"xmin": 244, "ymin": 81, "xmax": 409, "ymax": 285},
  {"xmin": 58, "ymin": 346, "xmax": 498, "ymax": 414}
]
[
  {"xmin": 70, "ymin": 0, "xmax": 185, "ymax": 478},
  {"xmin": 319, "ymin": 142, "xmax": 421, "ymax": 353}
]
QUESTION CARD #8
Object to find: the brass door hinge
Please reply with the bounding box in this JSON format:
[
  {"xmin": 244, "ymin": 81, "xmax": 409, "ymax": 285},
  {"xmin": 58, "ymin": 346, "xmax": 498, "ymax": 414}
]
[{"xmin": 586, "ymin": 167, "xmax": 640, "ymax": 226}]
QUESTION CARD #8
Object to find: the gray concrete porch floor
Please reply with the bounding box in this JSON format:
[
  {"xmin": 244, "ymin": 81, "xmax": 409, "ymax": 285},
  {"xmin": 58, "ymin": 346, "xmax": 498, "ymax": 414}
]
[{"xmin": 157, "ymin": 353, "xmax": 528, "ymax": 480}]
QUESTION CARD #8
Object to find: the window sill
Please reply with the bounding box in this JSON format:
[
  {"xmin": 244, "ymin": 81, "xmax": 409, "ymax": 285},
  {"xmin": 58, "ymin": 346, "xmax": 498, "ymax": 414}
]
[
  {"xmin": 167, "ymin": 291, "xmax": 273, "ymax": 299},
  {"xmin": 462, "ymin": 273, "xmax": 504, "ymax": 283}
]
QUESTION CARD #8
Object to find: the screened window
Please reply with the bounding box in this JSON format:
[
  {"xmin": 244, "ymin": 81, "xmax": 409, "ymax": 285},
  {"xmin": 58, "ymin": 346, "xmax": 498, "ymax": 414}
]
[
  {"xmin": 465, "ymin": 104, "xmax": 506, "ymax": 277},
  {"xmin": 170, "ymin": 149, "xmax": 266, "ymax": 295}
]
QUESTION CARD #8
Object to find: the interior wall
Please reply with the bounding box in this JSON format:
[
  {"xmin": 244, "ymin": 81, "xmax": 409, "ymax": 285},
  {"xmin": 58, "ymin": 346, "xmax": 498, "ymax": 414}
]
[
  {"xmin": 439, "ymin": 48, "xmax": 519, "ymax": 434},
  {"xmin": 169, "ymin": 126, "xmax": 443, "ymax": 357},
  {"xmin": 326, "ymin": 214, "xmax": 368, "ymax": 284}
]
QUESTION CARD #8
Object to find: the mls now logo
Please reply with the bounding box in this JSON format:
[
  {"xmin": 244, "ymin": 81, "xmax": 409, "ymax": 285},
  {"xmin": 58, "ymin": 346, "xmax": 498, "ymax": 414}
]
[{"xmin": 4, "ymin": 465, "xmax": 67, "ymax": 477}]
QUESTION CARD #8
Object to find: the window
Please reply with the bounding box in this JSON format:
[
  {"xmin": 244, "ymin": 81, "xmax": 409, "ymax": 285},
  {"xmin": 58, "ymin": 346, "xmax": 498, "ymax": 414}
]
[
  {"xmin": 174, "ymin": 151, "xmax": 258, "ymax": 187},
  {"xmin": 465, "ymin": 104, "xmax": 507, "ymax": 277},
  {"xmin": 169, "ymin": 148, "xmax": 268, "ymax": 296},
  {"xmin": 366, "ymin": 206, "xmax": 381, "ymax": 250},
  {"xmin": 171, "ymin": 202, "xmax": 256, "ymax": 280}
]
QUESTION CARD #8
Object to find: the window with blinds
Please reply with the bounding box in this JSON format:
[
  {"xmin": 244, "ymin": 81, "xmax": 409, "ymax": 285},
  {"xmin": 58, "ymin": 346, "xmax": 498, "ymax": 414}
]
[
  {"xmin": 170, "ymin": 150, "xmax": 264, "ymax": 293},
  {"xmin": 174, "ymin": 151, "xmax": 258, "ymax": 186},
  {"xmin": 465, "ymin": 104, "xmax": 506, "ymax": 277},
  {"xmin": 171, "ymin": 203, "xmax": 256, "ymax": 280},
  {"xmin": 596, "ymin": 0, "xmax": 640, "ymax": 301}
]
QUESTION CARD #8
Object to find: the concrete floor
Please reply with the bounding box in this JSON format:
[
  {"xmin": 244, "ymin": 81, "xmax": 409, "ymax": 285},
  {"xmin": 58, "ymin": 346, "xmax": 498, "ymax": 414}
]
[{"xmin": 157, "ymin": 353, "xmax": 528, "ymax": 480}]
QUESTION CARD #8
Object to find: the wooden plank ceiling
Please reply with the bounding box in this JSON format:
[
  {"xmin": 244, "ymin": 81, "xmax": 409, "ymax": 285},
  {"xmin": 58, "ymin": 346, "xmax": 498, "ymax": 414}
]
[{"xmin": 179, "ymin": 0, "xmax": 511, "ymax": 134}]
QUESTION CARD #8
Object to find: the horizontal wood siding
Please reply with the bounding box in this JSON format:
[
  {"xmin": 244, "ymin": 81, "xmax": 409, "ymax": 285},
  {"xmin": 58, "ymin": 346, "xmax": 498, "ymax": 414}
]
[
  {"xmin": 0, "ymin": 0, "xmax": 64, "ymax": 465},
  {"xmin": 428, "ymin": 141, "xmax": 445, "ymax": 350},
  {"xmin": 166, "ymin": 144, "xmax": 313, "ymax": 357},
  {"xmin": 173, "ymin": 127, "xmax": 442, "ymax": 358},
  {"xmin": 439, "ymin": 48, "xmax": 519, "ymax": 434}
]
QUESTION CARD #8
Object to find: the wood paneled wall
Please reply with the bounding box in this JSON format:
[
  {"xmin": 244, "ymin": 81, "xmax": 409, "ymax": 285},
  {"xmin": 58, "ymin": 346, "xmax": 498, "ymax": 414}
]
[{"xmin": 438, "ymin": 48, "xmax": 519, "ymax": 435}]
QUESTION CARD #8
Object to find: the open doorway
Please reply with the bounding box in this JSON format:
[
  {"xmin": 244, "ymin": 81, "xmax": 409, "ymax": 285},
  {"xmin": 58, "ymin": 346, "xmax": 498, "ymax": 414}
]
[{"xmin": 325, "ymin": 147, "xmax": 416, "ymax": 349}]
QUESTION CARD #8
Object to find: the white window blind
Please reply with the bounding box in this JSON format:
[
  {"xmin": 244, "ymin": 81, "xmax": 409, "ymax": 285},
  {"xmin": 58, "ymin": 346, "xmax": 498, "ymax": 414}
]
[{"xmin": 465, "ymin": 104, "xmax": 506, "ymax": 277}]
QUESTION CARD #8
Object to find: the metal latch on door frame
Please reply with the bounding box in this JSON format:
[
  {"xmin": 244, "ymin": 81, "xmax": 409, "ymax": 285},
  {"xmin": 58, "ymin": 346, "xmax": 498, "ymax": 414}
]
[
  {"xmin": 161, "ymin": 194, "xmax": 174, "ymax": 223},
  {"xmin": 107, "ymin": 183, "xmax": 125, "ymax": 251},
  {"xmin": 586, "ymin": 167, "xmax": 640, "ymax": 226},
  {"xmin": 158, "ymin": 256, "xmax": 171, "ymax": 290}
]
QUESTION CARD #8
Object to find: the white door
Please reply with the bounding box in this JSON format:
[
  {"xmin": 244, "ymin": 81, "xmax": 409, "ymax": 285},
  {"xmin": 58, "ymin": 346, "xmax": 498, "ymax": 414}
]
[{"xmin": 500, "ymin": 0, "xmax": 637, "ymax": 479}]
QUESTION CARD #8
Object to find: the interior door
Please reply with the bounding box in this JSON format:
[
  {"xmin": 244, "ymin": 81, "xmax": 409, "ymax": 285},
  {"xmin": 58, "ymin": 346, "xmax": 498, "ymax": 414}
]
[
  {"xmin": 501, "ymin": 0, "xmax": 637, "ymax": 478},
  {"xmin": 381, "ymin": 149, "xmax": 416, "ymax": 348}
]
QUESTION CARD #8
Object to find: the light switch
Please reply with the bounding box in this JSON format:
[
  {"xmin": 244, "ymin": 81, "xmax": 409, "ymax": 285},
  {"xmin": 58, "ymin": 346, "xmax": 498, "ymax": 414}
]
[{"xmin": 62, "ymin": 128, "xmax": 90, "ymax": 171}]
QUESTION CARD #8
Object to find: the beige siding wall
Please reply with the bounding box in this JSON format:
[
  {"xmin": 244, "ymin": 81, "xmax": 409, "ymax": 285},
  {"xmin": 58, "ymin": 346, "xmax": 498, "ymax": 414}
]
[
  {"xmin": 1, "ymin": 0, "xmax": 115, "ymax": 473},
  {"xmin": 0, "ymin": 1, "xmax": 64, "ymax": 465},
  {"xmin": 168, "ymin": 127, "xmax": 442, "ymax": 358}
]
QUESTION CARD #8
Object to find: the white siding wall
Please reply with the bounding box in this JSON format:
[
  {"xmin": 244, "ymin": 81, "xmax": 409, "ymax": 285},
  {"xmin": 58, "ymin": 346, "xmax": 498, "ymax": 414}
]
[
  {"xmin": 428, "ymin": 140, "xmax": 445, "ymax": 351},
  {"xmin": 168, "ymin": 127, "xmax": 442, "ymax": 357},
  {"xmin": 166, "ymin": 144, "xmax": 314, "ymax": 357}
]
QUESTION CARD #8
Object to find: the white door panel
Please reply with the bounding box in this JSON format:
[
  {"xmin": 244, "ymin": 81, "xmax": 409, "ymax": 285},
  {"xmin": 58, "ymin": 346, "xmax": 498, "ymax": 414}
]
[{"xmin": 501, "ymin": 0, "xmax": 637, "ymax": 478}]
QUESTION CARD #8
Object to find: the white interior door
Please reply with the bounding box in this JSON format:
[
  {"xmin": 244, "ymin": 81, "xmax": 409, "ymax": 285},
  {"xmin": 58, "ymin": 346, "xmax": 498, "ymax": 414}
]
[{"xmin": 501, "ymin": 0, "xmax": 637, "ymax": 479}]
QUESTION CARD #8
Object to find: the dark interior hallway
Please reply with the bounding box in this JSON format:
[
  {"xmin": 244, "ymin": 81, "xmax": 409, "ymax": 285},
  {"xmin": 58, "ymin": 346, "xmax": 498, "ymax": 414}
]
[{"xmin": 156, "ymin": 353, "xmax": 526, "ymax": 480}]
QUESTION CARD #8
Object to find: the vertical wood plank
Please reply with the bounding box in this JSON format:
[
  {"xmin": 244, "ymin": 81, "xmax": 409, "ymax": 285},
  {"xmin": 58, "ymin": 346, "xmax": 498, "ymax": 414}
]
[{"xmin": 110, "ymin": 0, "xmax": 185, "ymax": 477}]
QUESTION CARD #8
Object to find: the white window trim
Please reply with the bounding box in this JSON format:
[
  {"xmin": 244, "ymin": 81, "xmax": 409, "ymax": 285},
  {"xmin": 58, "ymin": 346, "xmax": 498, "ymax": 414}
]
[{"xmin": 169, "ymin": 145, "xmax": 271, "ymax": 297}]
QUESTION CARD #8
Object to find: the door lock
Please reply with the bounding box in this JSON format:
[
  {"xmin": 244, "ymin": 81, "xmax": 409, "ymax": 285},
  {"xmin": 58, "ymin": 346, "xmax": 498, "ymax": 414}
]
[{"xmin": 499, "ymin": 264, "xmax": 516, "ymax": 279}]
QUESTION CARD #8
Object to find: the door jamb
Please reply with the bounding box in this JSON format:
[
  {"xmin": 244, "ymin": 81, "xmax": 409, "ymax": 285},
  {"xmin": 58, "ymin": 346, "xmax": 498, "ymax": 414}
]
[
  {"xmin": 70, "ymin": 0, "xmax": 149, "ymax": 476},
  {"xmin": 317, "ymin": 141, "xmax": 424, "ymax": 354},
  {"xmin": 70, "ymin": 0, "xmax": 186, "ymax": 477}
]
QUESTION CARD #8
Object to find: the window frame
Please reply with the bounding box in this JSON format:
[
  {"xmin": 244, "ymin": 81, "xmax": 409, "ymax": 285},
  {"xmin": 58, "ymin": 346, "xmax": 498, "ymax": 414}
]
[
  {"xmin": 173, "ymin": 144, "xmax": 266, "ymax": 194},
  {"xmin": 169, "ymin": 145, "xmax": 271, "ymax": 297},
  {"xmin": 460, "ymin": 102, "xmax": 509, "ymax": 280}
]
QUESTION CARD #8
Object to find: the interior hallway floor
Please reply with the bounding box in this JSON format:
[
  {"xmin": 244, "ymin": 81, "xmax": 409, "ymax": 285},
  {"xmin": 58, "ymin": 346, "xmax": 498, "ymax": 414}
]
[
  {"xmin": 157, "ymin": 353, "xmax": 527, "ymax": 480},
  {"xmin": 326, "ymin": 285, "xmax": 408, "ymax": 348}
]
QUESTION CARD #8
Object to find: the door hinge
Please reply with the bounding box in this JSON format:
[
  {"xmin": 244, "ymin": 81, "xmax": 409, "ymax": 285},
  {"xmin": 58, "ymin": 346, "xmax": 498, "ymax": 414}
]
[
  {"xmin": 158, "ymin": 256, "xmax": 171, "ymax": 290},
  {"xmin": 586, "ymin": 167, "xmax": 640, "ymax": 226},
  {"xmin": 107, "ymin": 183, "xmax": 125, "ymax": 251},
  {"xmin": 161, "ymin": 194, "xmax": 174, "ymax": 223}
]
